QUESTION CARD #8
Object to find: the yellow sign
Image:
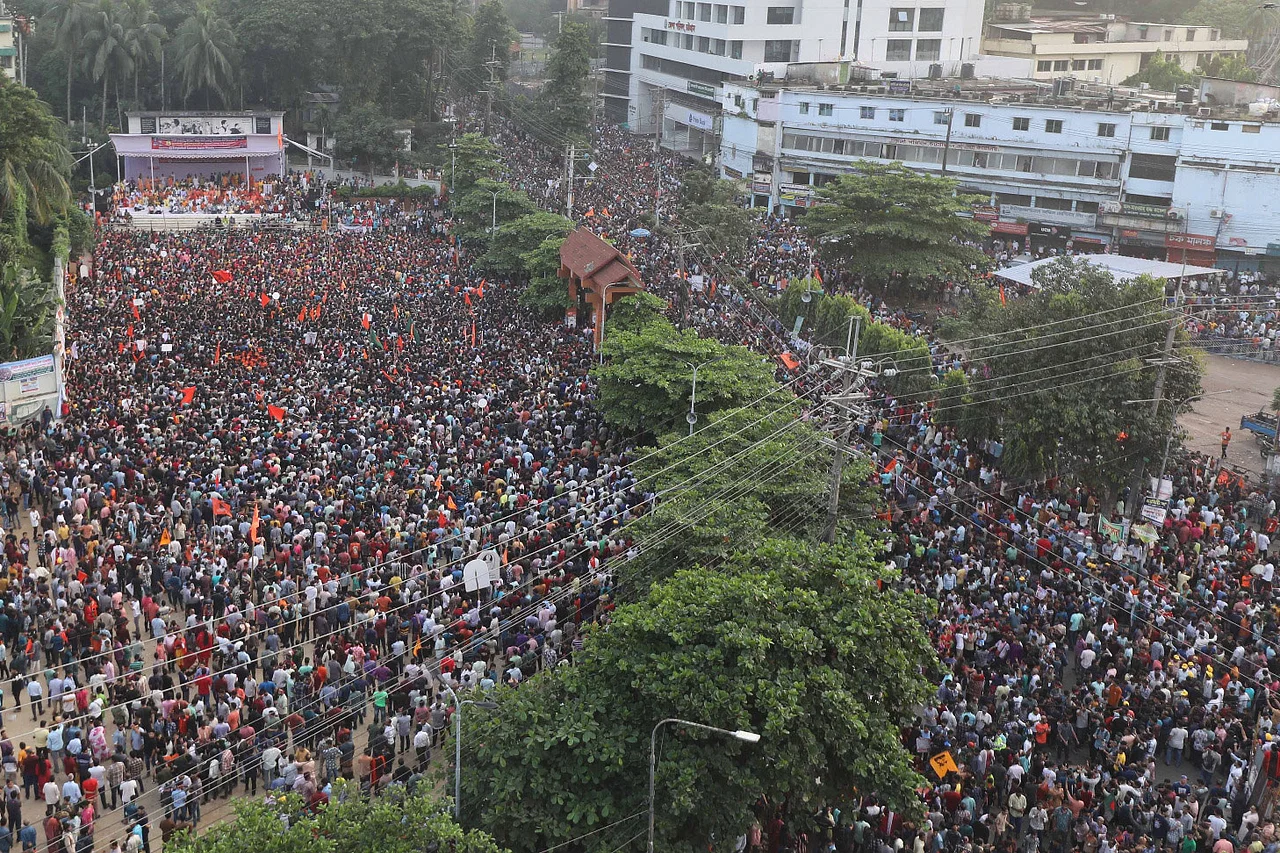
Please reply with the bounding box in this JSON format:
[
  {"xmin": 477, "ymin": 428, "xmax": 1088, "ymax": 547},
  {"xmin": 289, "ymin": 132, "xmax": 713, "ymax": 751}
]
[{"xmin": 929, "ymin": 751, "xmax": 959, "ymax": 779}]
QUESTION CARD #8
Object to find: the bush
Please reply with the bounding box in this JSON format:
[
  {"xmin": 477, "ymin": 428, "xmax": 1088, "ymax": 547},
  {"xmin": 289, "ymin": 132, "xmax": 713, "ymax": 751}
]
[{"xmin": 334, "ymin": 181, "xmax": 436, "ymax": 201}]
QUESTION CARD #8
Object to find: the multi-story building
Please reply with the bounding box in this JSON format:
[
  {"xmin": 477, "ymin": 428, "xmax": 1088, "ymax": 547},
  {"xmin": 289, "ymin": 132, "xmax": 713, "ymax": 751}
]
[
  {"xmin": 982, "ymin": 15, "xmax": 1248, "ymax": 85},
  {"xmin": 0, "ymin": 5, "xmax": 16, "ymax": 81},
  {"xmin": 719, "ymin": 75, "xmax": 1280, "ymax": 271},
  {"xmin": 603, "ymin": 0, "xmax": 991, "ymax": 159}
]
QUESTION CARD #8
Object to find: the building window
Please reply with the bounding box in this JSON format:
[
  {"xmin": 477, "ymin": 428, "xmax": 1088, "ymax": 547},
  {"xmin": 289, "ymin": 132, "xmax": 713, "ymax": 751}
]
[
  {"xmin": 1149, "ymin": 126, "xmax": 1170, "ymax": 141},
  {"xmin": 1037, "ymin": 60, "xmax": 1052, "ymax": 72},
  {"xmin": 683, "ymin": 2, "xmax": 695, "ymax": 17},
  {"xmin": 972, "ymin": 152, "xmax": 988, "ymax": 169},
  {"xmin": 1210, "ymin": 122, "xmax": 1229, "ymax": 130},
  {"xmin": 885, "ymin": 39, "xmax": 912, "ymax": 61},
  {"xmin": 698, "ymin": 3, "xmax": 712, "ymax": 20},
  {"xmin": 696, "ymin": 35, "xmax": 709, "ymax": 51},
  {"xmin": 1243, "ymin": 124, "xmax": 1262, "ymax": 133},
  {"xmin": 711, "ymin": 38, "xmax": 725, "ymax": 54},
  {"xmin": 1097, "ymin": 122, "xmax": 1116, "ymax": 137},
  {"xmin": 889, "ymin": 108, "xmax": 905, "ymax": 121},
  {"xmin": 918, "ymin": 7, "xmax": 944, "ymax": 31},
  {"xmin": 766, "ymin": 6, "xmax": 794, "ymax": 24},
  {"xmin": 1045, "ymin": 119, "xmax": 1063, "ymax": 133},
  {"xmin": 1087, "ymin": 58, "xmax": 1103, "ymax": 69},
  {"xmin": 1072, "ymin": 59, "xmax": 1086, "ymax": 70},
  {"xmin": 1186, "ymin": 28, "xmax": 1196, "ymax": 40},
  {"xmin": 915, "ymin": 39, "xmax": 941, "ymax": 61},
  {"xmin": 1053, "ymin": 60, "xmax": 1069, "ymax": 71},
  {"xmin": 763, "ymin": 39, "xmax": 794, "ymax": 61},
  {"xmin": 934, "ymin": 111, "xmax": 950, "ymax": 125},
  {"xmin": 1128, "ymin": 153, "xmax": 1177, "ymax": 181},
  {"xmin": 1012, "ymin": 116, "xmax": 1030, "ymax": 131},
  {"xmin": 888, "ymin": 8, "xmax": 914, "ymax": 31},
  {"xmin": 1017, "ymin": 155, "xmax": 1034, "ymax": 172},
  {"xmin": 731, "ymin": 5, "xmax": 744, "ymax": 23},
  {"xmin": 880, "ymin": 143, "xmax": 898, "ymax": 160},
  {"xmin": 860, "ymin": 106, "xmax": 876, "ymax": 119},
  {"xmin": 715, "ymin": 4, "xmax": 727, "ymax": 22},
  {"xmin": 818, "ymin": 103, "xmax": 833, "ymax": 116},
  {"xmin": 729, "ymin": 39, "xmax": 742, "ymax": 57},
  {"xmin": 964, "ymin": 113, "xmax": 981, "ymax": 127}
]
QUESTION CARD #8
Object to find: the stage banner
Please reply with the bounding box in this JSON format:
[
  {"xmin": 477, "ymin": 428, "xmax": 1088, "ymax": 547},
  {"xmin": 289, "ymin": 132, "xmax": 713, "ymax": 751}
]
[{"xmin": 152, "ymin": 136, "xmax": 248, "ymax": 150}]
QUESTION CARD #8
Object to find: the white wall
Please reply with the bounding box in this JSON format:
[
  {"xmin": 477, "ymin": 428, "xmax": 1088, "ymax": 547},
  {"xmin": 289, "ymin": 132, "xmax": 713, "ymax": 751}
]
[{"xmin": 853, "ymin": 0, "xmax": 984, "ymax": 74}]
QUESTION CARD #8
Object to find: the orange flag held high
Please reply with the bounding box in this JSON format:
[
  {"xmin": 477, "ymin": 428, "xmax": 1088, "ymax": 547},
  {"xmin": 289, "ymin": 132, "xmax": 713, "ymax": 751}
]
[
  {"xmin": 477, "ymin": 280, "xmax": 486, "ymax": 299},
  {"xmin": 464, "ymin": 292, "xmax": 472, "ymax": 308},
  {"xmin": 361, "ymin": 313, "xmax": 372, "ymax": 329},
  {"xmin": 999, "ymin": 284, "xmax": 1007, "ymax": 306},
  {"xmin": 297, "ymin": 306, "xmax": 307, "ymax": 323},
  {"xmin": 249, "ymin": 505, "xmax": 260, "ymax": 544},
  {"xmin": 158, "ymin": 529, "xmax": 172, "ymax": 547},
  {"xmin": 310, "ymin": 305, "xmax": 321, "ymax": 321},
  {"xmin": 267, "ymin": 404, "xmax": 286, "ymax": 422},
  {"xmin": 131, "ymin": 303, "xmax": 141, "ymax": 321},
  {"xmin": 259, "ymin": 293, "xmax": 270, "ymax": 308},
  {"xmin": 393, "ymin": 303, "xmax": 400, "ymax": 319},
  {"xmin": 211, "ymin": 497, "xmax": 232, "ymax": 517},
  {"xmin": 470, "ymin": 321, "xmax": 476, "ymax": 346},
  {"xmin": 213, "ymin": 341, "xmax": 221, "ymax": 364},
  {"xmin": 179, "ymin": 386, "xmax": 196, "ymax": 405}
]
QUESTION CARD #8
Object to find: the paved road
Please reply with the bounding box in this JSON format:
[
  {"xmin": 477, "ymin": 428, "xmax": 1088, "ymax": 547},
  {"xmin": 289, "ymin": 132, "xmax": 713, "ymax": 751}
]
[{"xmin": 1181, "ymin": 353, "xmax": 1280, "ymax": 481}]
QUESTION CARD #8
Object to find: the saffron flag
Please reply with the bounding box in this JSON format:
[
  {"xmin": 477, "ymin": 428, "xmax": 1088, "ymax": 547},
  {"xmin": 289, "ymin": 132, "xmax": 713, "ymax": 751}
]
[
  {"xmin": 213, "ymin": 341, "xmax": 220, "ymax": 364},
  {"xmin": 179, "ymin": 386, "xmax": 196, "ymax": 405},
  {"xmin": 297, "ymin": 306, "xmax": 307, "ymax": 323},
  {"xmin": 267, "ymin": 404, "xmax": 286, "ymax": 422},
  {"xmin": 999, "ymin": 284, "xmax": 1007, "ymax": 306},
  {"xmin": 361, "ymin": 313, "xmax": 372, "ymax": 330},
  {"xmin": 131, "ymin": 303, "xmax": 141, "ymax": 321},
  {"xmin": 260, "ymin": 293, "xmax": 270, "ymax": 307},
  {"xmin": 211, "ymin": 497, "xmax": 232, "ymax": 517},
  {"xmin": 249, "ymin": 505, "xmax": 260, "ymax": 544},
  {"xmin": 470, "ymin": 321, "xmax": 476, "ymax": 346},
  {"xmin": 158, "ymin": 529, "xmax": 171, "ymax": 547},
  {"xmin": 393, "ymin": 303, "xmax": 400, "ymax": 319},
  {"xmin": 464, "ymin": 292, "xmax": 472, "ymax": 308}
]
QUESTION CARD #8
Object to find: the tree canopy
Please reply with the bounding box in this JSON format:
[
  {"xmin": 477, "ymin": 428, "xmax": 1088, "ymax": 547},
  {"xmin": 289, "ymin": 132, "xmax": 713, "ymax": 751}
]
[
  {"xmin": 459, "ymin": 537, "xmax": 937, "ymax": 853},
  {"xmin": 334, "ymin": 102, "xmax": 406, "ymax": 174},
  {"xmin": 537, "ymin": 21, "xmax": 593, "ymax": 142},
  {"xmin": 482, "ymin": 210, "xmax": 574, "ymax": 275},
  {"xmin": 801, "ymin": 164, "xmax": 990, "ymax": 292},
  {"xmin": 1121, "ymin": 50, "xmax": 1198, "ymax": 90}
]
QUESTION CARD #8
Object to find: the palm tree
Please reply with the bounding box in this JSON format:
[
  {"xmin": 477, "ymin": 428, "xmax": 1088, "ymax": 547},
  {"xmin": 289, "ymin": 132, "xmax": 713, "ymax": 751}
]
[
  {"xmin": 81, "ymin": 0, "xmax": 135, "ymax": 130},
  {"xmin": 44, "ymin": 0, "xmax": 91, "ymax": 123},
  {"xmin": 0, "ymin": 76, "xmax": 72, "ymax": 254},
  {"xmin": 173, "ymin": 4, "xmax": 236, "ymax": 109},
  {"xmin": 122, "ymin": 0, "xmax": 166, "ymax": 108}
]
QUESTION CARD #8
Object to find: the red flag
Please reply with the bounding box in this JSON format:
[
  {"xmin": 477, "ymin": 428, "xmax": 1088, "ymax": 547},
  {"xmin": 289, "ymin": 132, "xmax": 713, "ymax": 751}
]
[
  {"xmin": 470, "ymin": 321, "xmax": 476, "ymax": 346},
  {"xmin": 211, "ymin": 497, "xmax": 232, "ymax": 517},
  {"xmin": 395, "ymin": 335, "xmax": 404, "ymax": 352},
  {"xmin": 478, "ymin": 279, "xmax": 486, "ymax": 299},
  {"xmin": 464, "ymin": 292, "xmax": 472, "ymax": 308},
  {"xmin": 126, "ymin": 324, "xmax": 134, "ymax": 338},
  {"xmin": 310, "ymin": 305, "xmax": 321, "ymax": 321},
  {"xmin": 211, "ymin": 270, "xmax": 233, "ymax": 284},
  {"xmin": 131, "ymin": 303, "xmax": 140, "ymax": 321},
  {"xmin": 296, "ymin": 306, "xmax": 306, "ymax": 323},
  {"xmin": 999, "ymin": 284, "xmax": 1007, "ymax": 306},
  {"xmin": 361, "ymin": 313, "xmax": 371, "ymax": 330},
  {"xmin": 213, "ymin": 342, "xmax": 221, "ymax": 364},
  {"xmin": 179, "ymin": 386, "xmax": 196, "ymax": 405},
  {"xmin": 601, "ymin": 207, "xmax": 610, "ymax": 218},
  {"xmin": 249, "ymin": 505, "xmax": 260, "ymax": 544},
  {"xmin": 266, "ymin": 404, "xmax": 286, "ymax": 422},
  {"xmin": 260, "ymin": 293, "xmax": 270, "ymax": 308},
  {"xmin": 393, "ymin": 303, "xmax": 400, "ymax": 319}
]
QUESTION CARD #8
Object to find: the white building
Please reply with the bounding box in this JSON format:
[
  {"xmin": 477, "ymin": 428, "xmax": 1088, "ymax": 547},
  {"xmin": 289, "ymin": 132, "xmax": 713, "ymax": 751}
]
[
  {"xmin": 0, "ymin": 9, "xmax": 16, "ymax": 81},
  {"xmin": 719, "ymin": 78, "xmax": 1280, "ymax": 271},
  {"xmin": 603, "ymin": 0, "xmax": 991, "ymax": 160}
]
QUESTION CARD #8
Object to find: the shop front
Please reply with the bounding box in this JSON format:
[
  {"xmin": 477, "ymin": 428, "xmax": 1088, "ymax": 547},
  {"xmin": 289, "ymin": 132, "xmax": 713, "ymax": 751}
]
[{"xmin": 1164, "ymin": 233, "xmax": 1217, "ymax": 268}]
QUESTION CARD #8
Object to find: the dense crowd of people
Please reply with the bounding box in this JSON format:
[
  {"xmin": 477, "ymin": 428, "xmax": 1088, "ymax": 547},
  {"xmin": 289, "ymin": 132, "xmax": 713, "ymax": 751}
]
[{"xmin": 2, "ymin": 108, "xmax": 1278, "ymax": 853}]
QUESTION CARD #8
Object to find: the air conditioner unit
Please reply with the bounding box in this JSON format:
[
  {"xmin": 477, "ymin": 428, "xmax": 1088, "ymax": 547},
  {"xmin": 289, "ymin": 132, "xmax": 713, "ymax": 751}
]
[
  {"xmin": 1197, "ymin": 107, "xmax": 1211, "ymax": 117},
  {"xmin": 1209, "ymin": 208, "xmax": 1223, "ymax": 218},
  {"xmin": 1167, "ymin": 209, "xmax": 1183, "ymax": 220}
]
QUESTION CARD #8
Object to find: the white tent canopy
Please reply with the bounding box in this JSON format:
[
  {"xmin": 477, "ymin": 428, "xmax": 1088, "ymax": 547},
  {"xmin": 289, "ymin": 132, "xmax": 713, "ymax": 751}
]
[{"xmin": 994, "ymin": 254, "xmax": 1225, "ymax": 289}]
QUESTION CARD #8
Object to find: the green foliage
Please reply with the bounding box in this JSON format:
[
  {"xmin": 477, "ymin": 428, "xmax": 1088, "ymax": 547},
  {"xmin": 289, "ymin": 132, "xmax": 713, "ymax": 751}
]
[
  {"xmin": 453, "ymin": 178, "xmax": 537, "ymax": 241},
  {"xmin": 448, "ymin": 133, "xmax": 502, "ymax": 196},
  {"xmin": 460, "ymin": 537, "xmax": 937, "ymax": 853},
  {"xmin": 802, "ymin": 163, "xmax": 991, "ymax": 292},
  {"xmin": 482, "ymin": 210, "xmax": 574, "ymax": 274},
  {"xmin": 1185, "ymin": 0, "xmax": 1263, "ymax": 39},
  {"xmin": 168, "ymin": 785, "xmax": 507, "ymax": 853},
  {"xmin": 775, "ymin": 287, "xmax": 933, "ymax": 392},
  {"xmin": 677, "ymin": 168, "xmax": 753, "ymax": 263},
  {"xmin": 44, "ymin": 0, "xmax": 92, "ymax": 121},
  {"xmin": 517, "ymin": 271, "xmax": 575, "ymax": 318},
  {"xmin": 0, "ymin": 266, "xmax": 57, "ymax": 361},
  {"xmin": 604, "ymin": 291, "xmax": 667, "ymax": 334},
  {"xmin": 1199, "ymin": 53, "xmax": 1257, "ymax": 82},
  {"xmin": 591, "ymin": 316, "xmax": 779, "ymax": 433},
  {"xmin": 333, "ymin": 181, "xmax": 436, "ymax": 201},
  {"xmin": 0, "ymin": 75, "xmax": 72, "ymax": 271},
  {"xmin": 946, "ymin": 258, "xmax": 1203, "ymax": 491},
  {"xmin": 334, "ymin": 103, "xmax": 405, "ymax": 173},
  {"xmin": 172, "ymin": 3, "xmax": 237, "ymax": 107},
  {"xmin": 1122, "ymin": 50, "xmax": 1198, "ymax": 90},
  {"xmin": 537, "ymin": 21, "xmax": 592, "ymax": 142},
  {"xmin": 81, "ymin": 0, "xmax": 134, "ymax": 129},
  {"xmin": 471, "ymin": 0, "xmax": 518, "ymax": 80}
]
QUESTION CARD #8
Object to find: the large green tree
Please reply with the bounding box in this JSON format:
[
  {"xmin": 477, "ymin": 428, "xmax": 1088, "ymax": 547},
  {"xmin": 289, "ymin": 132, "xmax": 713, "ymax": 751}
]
[
  {"xmin": 945, "ymin": 258, "xmax": 1203, "ymax": 493},
  {"xmin": 169, "ymin": 786, "xmax": 506, "ymax": 853},
  {"xmin": 45, "ymin": 0, "xmax": 91, "ymax": 121},
  {"xmin": 459, "ymin": 537, "xmax": 937, "ymax": 853},
  {"xmin": 801, "ymin": 163, "xmax": 990, "ymax": 292},
  {"xmin": 537, "ymin": 20, "xmax": 592, "ymax": 142},
  {"xmin": 122, "ymin": 0, "xmax": 166, "ymax": 106},
  {"xmin": 172, "ymin": 3, "xmax": 237, "ymax": 108},
  {"xmin": 471, "ymin": 0, "xmax": 518, "ymax": 81},
  {"xmin": 453, "ymin": 178, "xmax": 537, "ymax": 240},
  {"xmin": 447, "ymin": 132, "xmax": 501, "ymax": 195},
  {"xmin": 81, "ymin": 0, "xmax": 134, "ymax": 129},
  {"xmin": 678, "ymin": 168, "xmax": 754, "ymax": 263},
  {"xmin": 482, "ymin": 210, "xmax": 574, "ymax": 274},
  {"xmin": 334, "ymin": 102, "xmax": 404, "ymax": 174},
  {"xmin": 0, "ymin": 75, "xmax": 72, "ymax": 269},
  {"xmin": 591, "ymin": 314, "xmax": 779, "ymax": 434}
]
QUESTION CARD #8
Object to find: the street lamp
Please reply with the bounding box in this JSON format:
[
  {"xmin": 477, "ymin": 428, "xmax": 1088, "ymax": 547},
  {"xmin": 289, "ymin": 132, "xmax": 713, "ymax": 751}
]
[
  {"xmin": 648, "ymin": 719, "xmax": 760, "ymax": 853},
  {"xmin": 685, "ymin": 356, "xmax": 726, "ymax": 436},
  {"xmin": 488, "ymin": 189, "xmax": 501, "ymax": 232},
  {"xmin": 441, "ymin": 683, "xmax": 498, "ymax": 819}
]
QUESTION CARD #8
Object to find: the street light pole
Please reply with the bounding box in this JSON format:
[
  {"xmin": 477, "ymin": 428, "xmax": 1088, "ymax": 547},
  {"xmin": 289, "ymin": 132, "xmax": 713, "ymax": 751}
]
[
  {"xmin": 685, "ymin": 356, "xmax": 726, "ymax": 436},
  {"xmin": 440, "ymin": 683, "xmax": 498, "ymax": 820},
  {"xmin": 648, "ymin": 719, "xmax": 760, "ymax": 853},
  {"xmin": 489, "ymin": 190, "xmax": 500, "ymax": 232}
]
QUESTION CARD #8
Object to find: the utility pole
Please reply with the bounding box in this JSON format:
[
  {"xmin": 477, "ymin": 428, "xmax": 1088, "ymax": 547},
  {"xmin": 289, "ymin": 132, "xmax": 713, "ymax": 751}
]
[
  {"xmin": 676, "ymin": 231, "xmax": 688, "ymax": 328},
  {"xmin": 1128, "ymin": 284, "xmax": 1182, "ymax": 522},
  {"xmin": 484, "ymin": 41, "xmax": 501, "ymax": 136},
  {"xmin": 652, "ymin": 90, "xmax": 666, "ymax": 226},
  {"xmin": 565, "ymin": 143, "xmax": 576, "ymax": 219},
  {"xmin": 821, "ymin": 317, "xmax": 863, "ymax": 544},
  {"xmin": 939, "ymin": 108, "xmax": 955, "ymax": 175}
]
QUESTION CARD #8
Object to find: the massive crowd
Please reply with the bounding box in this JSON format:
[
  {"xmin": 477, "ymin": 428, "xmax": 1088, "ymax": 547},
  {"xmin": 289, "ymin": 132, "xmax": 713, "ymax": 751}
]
[{"xmin": 1, "ymin": 109, "xmax": 1277, "ymax": 853}]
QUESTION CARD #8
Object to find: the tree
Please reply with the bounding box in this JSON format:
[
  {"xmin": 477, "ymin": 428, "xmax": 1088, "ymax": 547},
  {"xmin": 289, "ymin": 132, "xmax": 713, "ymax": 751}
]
[
  {"xmin": 482, "ymin": 210, "xmax": 574, "ymax": 274},
  {"xmin": 537, "ymin": 21, "xmax": 592, "ymax": 142},
  {"xmin": 1122, "ymin": 50, "xmax": 1198, "ymax": 90},
  {"xmin": 459, "ymin": 537, "xmax": 937, "ymax": 853},
  {"xmin": 591, "ymin": 316, "xmax": 779, "ymax": 433},
  {"xmin": 0, "ymin": 267, "xmax": 57, "ymax": 360},
  {"xmin": 603, "ymin": 291, "xmax": 666, "ymax": 334},
  {"xmin": 168, "ymin": 786, "xmax": 507, "ymax": 853},
  {"xmin": 447, "ymin": 132, "xmax": 501, "ymax": 195},
  {"xmin": 471, "ymin": 0, "xmax": 517, "ymax": 80},
  {"xmin": 1185, "ymin": 0, "xmax": 1261, "ymax": 39},
  {"xmin": 221, "ymin": 0, "xmax": 324, "ymax": 112},
  {"xmin": 677, "ymin": 168, "xmax": 754, "ymax": 263},
  {"xmin": 452, "ymin": 178, "xmax": 537, "ymax": 240},
  {"xmin": 334, "ymin": 103, "xmax": 403, "ymax": 174},
  {"xmin": 1199, "ymin": 53, "xmax": 1257, "ymax": 82},
  {"xmin": 122, "ymin": 0, "xmax": 166, "ymax": 107},
  {"xmin": 945, "ymin": 258, "xmax": 1203, "ymax": 493},
  {"xmin": 45, "ymin": 0, "xmax": 91, "ymax": 122},
  {"xmin": 802, "ymin": 163, "xmax": 990, "ymax": 293},
  {"xmin": 0, "ymin": 75, "xmax": 72, "ymax": 269},
  {"xmin": 81, "ymin": 0, "xmax": 135, "ymax": 129},
  {"xmin": 173, "ymin": 3, "xmax": 237, "ymax": 108}
]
